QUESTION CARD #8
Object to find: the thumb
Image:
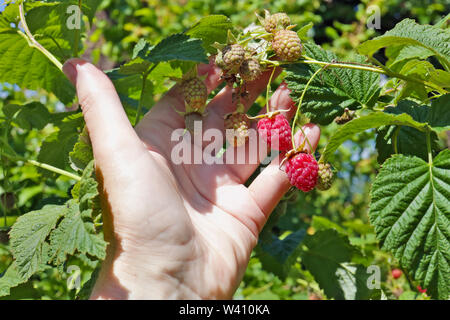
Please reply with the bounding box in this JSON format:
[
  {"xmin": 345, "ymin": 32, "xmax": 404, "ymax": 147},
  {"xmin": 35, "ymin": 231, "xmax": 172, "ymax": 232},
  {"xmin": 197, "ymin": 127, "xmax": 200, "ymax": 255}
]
[{"xmin": 63, "ymin": 58, "xmax": 146, "ymax": 172}]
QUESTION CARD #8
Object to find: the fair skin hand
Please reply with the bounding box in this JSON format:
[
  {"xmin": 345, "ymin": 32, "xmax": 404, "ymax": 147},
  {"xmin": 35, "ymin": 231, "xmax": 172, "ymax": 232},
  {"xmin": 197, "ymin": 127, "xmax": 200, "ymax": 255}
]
[{"xmin": 62, "ymin": 58, "xmax": 320, "ymax": 300}]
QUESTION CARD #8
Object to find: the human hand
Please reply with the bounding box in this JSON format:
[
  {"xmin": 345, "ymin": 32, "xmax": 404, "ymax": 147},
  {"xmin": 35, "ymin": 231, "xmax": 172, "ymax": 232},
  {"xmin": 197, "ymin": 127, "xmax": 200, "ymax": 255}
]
[{"xmin": 62, "ymin": 58, "xmax": 320, "ymax": 299}]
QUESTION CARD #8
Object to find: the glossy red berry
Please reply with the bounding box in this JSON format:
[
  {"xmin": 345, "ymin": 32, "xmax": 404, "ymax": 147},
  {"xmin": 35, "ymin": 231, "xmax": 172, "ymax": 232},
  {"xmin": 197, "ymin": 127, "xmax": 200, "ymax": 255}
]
[
  {"xmin": 285, "ymin": 152, "xmax": 318, "ymax": 192},
  {"xmin": 257, "ymin": 114, "xmax": 292, "ymax": 151},
  {"xmin": 391, "ymin": 268, "xmax": 402, "ymax": 279}
]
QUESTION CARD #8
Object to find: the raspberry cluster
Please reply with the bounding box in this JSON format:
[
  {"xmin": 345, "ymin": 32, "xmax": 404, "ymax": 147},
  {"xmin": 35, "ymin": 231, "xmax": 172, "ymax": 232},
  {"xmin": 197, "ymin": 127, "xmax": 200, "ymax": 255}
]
[
  {"xmin": 215, "ymin": 44, "xmax": 262, "ymax": 83},
  {"xmin": 176, "ymin": 11, "xmax": 337, "ymax": 193}
]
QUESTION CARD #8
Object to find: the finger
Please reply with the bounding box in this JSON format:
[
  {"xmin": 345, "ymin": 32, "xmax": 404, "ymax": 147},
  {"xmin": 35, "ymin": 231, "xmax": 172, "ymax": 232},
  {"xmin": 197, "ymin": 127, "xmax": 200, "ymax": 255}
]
[
  {"xmin": 62, "ymin": 58, "xmax": 148, "ymax": 171},
  {"xmin": 248, "ymin": 124, "xmax": 321, "ymax": 226},
  {"xmin": 224, "ymin": 82, "xmax": 297, "ymax": 182}
]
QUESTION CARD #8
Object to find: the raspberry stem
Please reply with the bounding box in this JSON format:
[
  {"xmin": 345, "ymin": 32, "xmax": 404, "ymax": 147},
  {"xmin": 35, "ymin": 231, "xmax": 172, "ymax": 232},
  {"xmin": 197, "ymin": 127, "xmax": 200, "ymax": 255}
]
[
  {"xmin": 265, "ymin": 67, "xmax": 277, "ymax": 113},
  {"xmin": 291, "ymin": 65, "xmax": 327, "ymax": 151},
  {"xmin": 18, "ymin": 3, "xmax": 63, "ymax": 71},
  {"xmin": 1, "ymin": 151, "xmax": 81, "ymax": 181},
  {"xmin": 135, "ymin": 64, "xmax": 158, "ymax": 126}
]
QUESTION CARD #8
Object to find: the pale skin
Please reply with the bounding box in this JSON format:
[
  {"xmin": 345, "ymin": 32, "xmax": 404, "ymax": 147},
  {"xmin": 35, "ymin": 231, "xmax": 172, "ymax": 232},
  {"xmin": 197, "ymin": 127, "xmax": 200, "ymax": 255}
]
[{"xmin": 62, "ymin": 57, "xmax": 320, "ymax": 299}]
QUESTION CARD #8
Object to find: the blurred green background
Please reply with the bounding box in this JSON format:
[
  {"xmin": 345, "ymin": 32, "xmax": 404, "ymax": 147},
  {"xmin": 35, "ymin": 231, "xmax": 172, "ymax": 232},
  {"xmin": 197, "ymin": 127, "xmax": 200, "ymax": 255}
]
[{"xmin": 1, "ymin": 0, "xmax": 448, "ymax": 300}]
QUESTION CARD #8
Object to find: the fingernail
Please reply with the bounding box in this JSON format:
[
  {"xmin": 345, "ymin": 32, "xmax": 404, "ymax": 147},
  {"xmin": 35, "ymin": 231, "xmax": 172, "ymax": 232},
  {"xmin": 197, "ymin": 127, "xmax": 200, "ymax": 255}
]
[{"xmin": 62, "ymin": 61, "xmax": 77, "ymax": 85}]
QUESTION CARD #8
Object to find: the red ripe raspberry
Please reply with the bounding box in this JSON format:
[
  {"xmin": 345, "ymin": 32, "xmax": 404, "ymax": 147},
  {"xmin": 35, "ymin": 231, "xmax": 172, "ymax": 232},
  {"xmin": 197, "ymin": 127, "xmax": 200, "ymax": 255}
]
[
  {"xmin": 257, "ymin": 114, "xmax": 292, "ymax": 151},
  {"xmin": 285, "ymin": 153, "xmax": 318, "ymax": 192},
  {"xmin": 391, "ymin": 268, "xmax": 402, "ymax": 279},
  {"xmin": 272, "ymin": 30, "xmax": 302, "ymax": 61}
]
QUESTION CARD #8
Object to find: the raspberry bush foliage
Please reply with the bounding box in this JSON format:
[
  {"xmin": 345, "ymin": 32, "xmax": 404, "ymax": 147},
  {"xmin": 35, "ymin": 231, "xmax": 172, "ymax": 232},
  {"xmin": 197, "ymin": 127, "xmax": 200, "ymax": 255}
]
[{"xmin": 0, "ymin": 1, "xmax": 449, "ymax": 300}]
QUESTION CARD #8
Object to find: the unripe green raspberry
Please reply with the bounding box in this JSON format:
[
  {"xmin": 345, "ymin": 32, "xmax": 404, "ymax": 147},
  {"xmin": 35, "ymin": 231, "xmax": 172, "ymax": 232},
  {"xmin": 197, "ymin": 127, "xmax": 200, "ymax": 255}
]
[
  {"xmin": 224, "ymin": 112, "xmax": 251, "ymax": 147},
  {"xmin": 181, "ymin": 77, "xmax": 207, "ymax": 112},
  {"xmin": 264, "ymin": 12, "xmax": 291, "ymax": 33},
  {"xmin": 272, "ymin": 30, "xmax": 302, "ymax": 61},
  {"xmin": 221, "ymin": 44, "xmax": 245, "ymax": 73},
  {"xmin": 239, "ymin": 58, "xmax": 262, "ymax": 82},
  {"xmin": 316, "ymin": 163, "xmax": 334, "ymax": 191}
]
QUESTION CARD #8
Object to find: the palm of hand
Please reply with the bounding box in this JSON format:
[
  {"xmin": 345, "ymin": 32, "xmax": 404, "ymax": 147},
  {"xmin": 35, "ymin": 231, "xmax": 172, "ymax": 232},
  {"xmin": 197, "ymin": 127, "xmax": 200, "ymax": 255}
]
[{"xmin": 63, "ymin": 59, "xmax": 320, "ymax": 299}]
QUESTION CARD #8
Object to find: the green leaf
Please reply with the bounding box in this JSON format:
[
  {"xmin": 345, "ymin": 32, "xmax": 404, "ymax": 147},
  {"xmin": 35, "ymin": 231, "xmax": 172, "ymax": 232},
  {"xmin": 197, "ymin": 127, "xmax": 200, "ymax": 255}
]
[
  {"xmin": 311, "ymin": 216, "xmax": 347, "ymax": 235},
  {"xmin": 49, "ymin": 200, "xmax": 106, "ymax": 265},
  {"xmin": 385, "ymin": 45, "xmax": 434, "ymax": 70},
  {"xmin": 3, "ymin": 102, "xmax": 52, "ymax": 130},
  {"xmin": 0, "ymin": 32, "xmax": 75, "ymax": 104},
  {"xmin": 285, "ymin": 43, "xmax": 380, "ymax": 125},
  {"xmin": 51, "ymin": 161, "xmax": 106, "ymax": 264},
  {"xmin": 69, "ymin": 127, "xmax": 93, "ymax": 172},
  {"xmin": 296, "ymin": 22, "xmax": 314, "ymax": 41},
  {"xmin": 77, "ymin": 161, "xmax": 100, "ymax": 215},
  {"xmin": 0, "ymin": 263, "xmax": 26, "ymax": 297},
  {"xmin": 358, "ymin": 19, "xmax": 450, "ymax": 71},
  {"xmin": 41, "ymin": 0, "xmax": 102, "ymax": 23},
  {"xmin": 256, "ymin": 230, "xmax": 306, "ymax": 280},
  {"xmin": 37, "ymin": 112, "xmax": 84, "ymax": 177},
  {"xmin": 186, "ymin": 15, "xmax": 232, "ymax": 54},
  {"xmin": 26, "ymin": 1, "xmax": 77, "ymax": 58},
  {"xmin": 9, "ymin": 204, "xmax": 65, "ymax": 279},
  {"xmin": 427, "ymin": 94, "xmax": 450, "ymax": 133},
  {"xmin": 143, "ymin": 33, "xmax": 208, "ymax": 64},
  {"xmin": 394, "ymin": 60, "xmax": 450, "ymax": 99},
  {"xmin": 375, "ymin": 100, "xmax": 440, "ymax": 163},
  {"xmin": 369, "ymin": 150, "xmax": 450, "ymax": 299},
  {"xmin": 322, "ymin": 112, "xmax": 429, "ymax": 163},
  {"xmin": 301, "ymin": 230, "xmax": 375, "ymax": 300}
]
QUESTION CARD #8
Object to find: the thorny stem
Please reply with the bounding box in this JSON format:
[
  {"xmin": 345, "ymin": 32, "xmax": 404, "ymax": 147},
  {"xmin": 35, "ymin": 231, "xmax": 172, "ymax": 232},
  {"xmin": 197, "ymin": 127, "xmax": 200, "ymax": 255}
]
[
  {"xmin": 291, "ymin": 65, "xmax": 327, "ymax": 152},
  {"xmin": 19, "ymin": 3, "xmax": 63, "ymax": 71}
]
